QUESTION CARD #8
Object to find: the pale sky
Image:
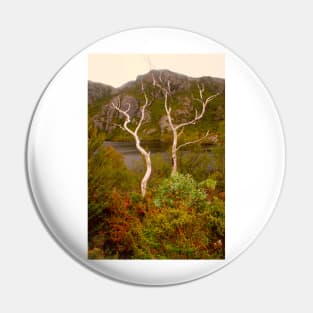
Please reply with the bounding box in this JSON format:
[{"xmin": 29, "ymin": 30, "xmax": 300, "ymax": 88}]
[{"xmin": 88, "ymin": 54, "xmax": 224, "ymax": 87}]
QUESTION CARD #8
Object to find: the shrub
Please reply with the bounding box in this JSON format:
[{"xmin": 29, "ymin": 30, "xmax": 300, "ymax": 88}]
[
  {"xmin": 199, "ymin": 177, "xmax": 217, "ymax": 190},
  {"xmin": 88, "ymin": 121, "xmax": 106, "ymax": 159},
  {"xmin": 88, "ymin": 248, "xmax": 104, "ymax": 259},
  {"xmin": 153, "ymin": 173, "xmax": 207, "ymax": 210},
  {"xmin": 143, "ymin": 206, "xmax": 210, "ymax": 258},
  {"xmin": 88, "ymin": 145, "xmax": 138, "ymax": 244},
  {"xmin": 206, "ymin": 197, "xmax": 225, "ymax": 258}
]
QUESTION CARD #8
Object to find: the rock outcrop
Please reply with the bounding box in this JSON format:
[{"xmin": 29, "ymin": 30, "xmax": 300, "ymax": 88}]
[
  {"xmin": 89, "ymin": 70, "xmax": 225, "ymax": 141},
  {"xmin": 88, "ymin": 81, "xmax": 114, "ymax": 104}
]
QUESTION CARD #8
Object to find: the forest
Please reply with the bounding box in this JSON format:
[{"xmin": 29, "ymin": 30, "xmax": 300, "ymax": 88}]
[{"xmin": 88, "ymin": 69, "xmax": 225, "ymax": 259}]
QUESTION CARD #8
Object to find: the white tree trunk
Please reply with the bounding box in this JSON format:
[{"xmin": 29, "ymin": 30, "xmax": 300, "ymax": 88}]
[
  {"xmin": 141, "ymin": 151, "xmax": 152, "ymax": 197},
  {"xmin": 134, "ymin": 138, "xmax": 151, "ymax": 197},
  {"xmin": 171, "ymin": 128, "xmax": 178, "ymax": 175},
  {"xmin": 111, "ymin": 90, "xmax": 152, "ymax": 197}
]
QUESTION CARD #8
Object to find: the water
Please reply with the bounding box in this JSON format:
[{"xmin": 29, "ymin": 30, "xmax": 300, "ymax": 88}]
[
  {"xmin": 104, "ymin": 141, "xmax": 170, "ymax": 169},
  {"xmin": 104, "ymin": 140, "xmax": 215, "ymax": 170}
]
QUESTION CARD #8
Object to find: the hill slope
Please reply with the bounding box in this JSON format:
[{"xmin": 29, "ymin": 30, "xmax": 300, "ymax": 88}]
[{"xmin": 88, "ymin": 69, "xmax": 225, "ymax": 142}]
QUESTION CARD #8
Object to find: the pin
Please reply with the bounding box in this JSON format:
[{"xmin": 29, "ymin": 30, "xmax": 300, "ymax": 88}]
[{"xmin": 26, "ymin": 27, "xmax": 285, "ymax": 286}]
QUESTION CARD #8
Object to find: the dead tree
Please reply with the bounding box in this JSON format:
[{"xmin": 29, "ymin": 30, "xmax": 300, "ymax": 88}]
[
  {"xmin": 153, "ymin": 74, "xmax": 219, "ymax": 175},
  {"xmin": 111, "ymin": 86, "xmax": 152, "ymax": 197}
]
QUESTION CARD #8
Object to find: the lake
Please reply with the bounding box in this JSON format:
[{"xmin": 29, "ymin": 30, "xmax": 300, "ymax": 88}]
[{"xmin": 104, "ymin": 140, "xmax": 215, "ymax": 170}]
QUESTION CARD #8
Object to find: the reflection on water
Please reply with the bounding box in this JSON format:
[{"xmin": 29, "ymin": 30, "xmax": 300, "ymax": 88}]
[{"xmin": 104, "ymin": 140, "xmax": 214, "ymax": 170}]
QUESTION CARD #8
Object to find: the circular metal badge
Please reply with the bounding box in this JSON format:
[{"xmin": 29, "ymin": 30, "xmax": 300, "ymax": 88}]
[{"xmin": 26, "ymin": 27, "xmax": 285, "ymax": 286}]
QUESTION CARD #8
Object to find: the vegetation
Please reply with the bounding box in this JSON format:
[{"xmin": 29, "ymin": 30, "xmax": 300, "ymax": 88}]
[
  {"xmin": 88, "ymin": 131, "xmax": 225, "ymax": 259},
  {"xmin": 88, "ymin": 71, "xmax": 225, "ymax": 259}
]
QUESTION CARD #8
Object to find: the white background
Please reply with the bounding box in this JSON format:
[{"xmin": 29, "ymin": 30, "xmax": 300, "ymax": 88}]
[{"xmin": 0, "ymin": 1, "xmax": 312, "ymax": 312}]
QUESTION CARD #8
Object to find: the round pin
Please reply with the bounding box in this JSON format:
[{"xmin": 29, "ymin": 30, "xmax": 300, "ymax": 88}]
[{"xmin": 26, "ymin": 27, "xmax": 285, "ymax": 286}]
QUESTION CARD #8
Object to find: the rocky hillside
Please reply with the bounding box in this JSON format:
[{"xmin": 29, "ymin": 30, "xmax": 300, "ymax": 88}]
[
  {"xmin": 88, "ymin": 69, "xmax": 225, "ymax": 142},
  {"xmin": 88, "ymin": 81, "xmax": 114, "ymax": 104}
]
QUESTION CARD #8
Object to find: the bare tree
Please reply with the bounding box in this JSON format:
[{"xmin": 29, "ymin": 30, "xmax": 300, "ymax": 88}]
[
  {"xmin": 111, "ymin": 86, "xmax": 152, "ymax": 197},
  {"xmin": 153, "ymin": 74, "xmax": 219, "ymax": 175}
]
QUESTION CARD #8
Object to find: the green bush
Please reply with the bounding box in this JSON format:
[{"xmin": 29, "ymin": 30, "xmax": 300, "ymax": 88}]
[
  {"xmin": 142, "ymin": 181, "xmax": 224, "ymax": 259},
  {"xmin": 143, "ymin": 206, "xmax": 210, "ymax": 258},
  {"xmin": 199, "ymin": 177, "xmax": 217, "ymax": 190},
  {"xmin": 153, "ymin": 173, "xmax": 207, "ymax": 210}
]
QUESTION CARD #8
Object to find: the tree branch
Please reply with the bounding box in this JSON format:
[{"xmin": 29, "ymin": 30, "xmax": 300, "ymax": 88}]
[
  {"xmin": 111, "ymin": 98, "xmax": 134, "ymax": 136},
  {"xmin": 112, "ymin": 123, "xmax": 125, "ymax": 131},
  {"xmin": 177, "ymin": 127, "xmax": 184, "ymax": 138},
  {"xmin": 176, "ymin": 130, "xmax": 210, "ymax": 151},
  {"xmin": 135, "ymin": 86, "xmax": 151, "ymax": 134},
  {"xmin": 175, "ymin": 86, "xmax": 219, "ymax": 130}
]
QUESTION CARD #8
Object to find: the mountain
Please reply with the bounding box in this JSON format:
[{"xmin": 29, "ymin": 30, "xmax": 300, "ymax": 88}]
[
  {"xmin": 88, "ymin": 81, "xmax": 114, "ymax": 104},
  {"xmin": 88, "ymin": 69, "xmax": 225, "ymax": 143}
]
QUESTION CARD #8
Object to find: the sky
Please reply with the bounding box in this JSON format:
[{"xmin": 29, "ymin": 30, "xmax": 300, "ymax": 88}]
[{"xmin": 88, "ymin": 54, "xmax": 224, "ymax": 87}]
